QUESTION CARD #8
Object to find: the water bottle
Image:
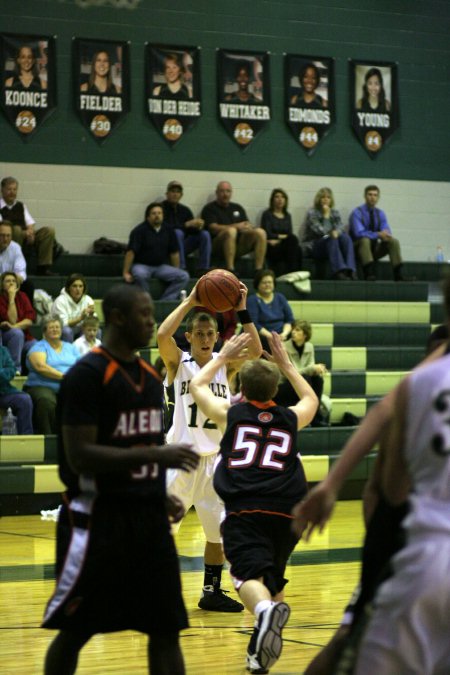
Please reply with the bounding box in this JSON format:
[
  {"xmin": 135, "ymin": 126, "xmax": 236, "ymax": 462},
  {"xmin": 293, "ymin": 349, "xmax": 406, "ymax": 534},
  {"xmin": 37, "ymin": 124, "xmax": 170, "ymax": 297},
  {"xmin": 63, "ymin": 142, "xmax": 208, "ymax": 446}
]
[
  {"xmin": 179, "ymin": 289, "xmax": 187, "ymax": 302},
  {"xmin": 436, "ymin": 246, "xmax": 445, "ymax": 263},
  {"xmin": 2, "ymin": 407, "xmax": 17, "ymax": 435}
]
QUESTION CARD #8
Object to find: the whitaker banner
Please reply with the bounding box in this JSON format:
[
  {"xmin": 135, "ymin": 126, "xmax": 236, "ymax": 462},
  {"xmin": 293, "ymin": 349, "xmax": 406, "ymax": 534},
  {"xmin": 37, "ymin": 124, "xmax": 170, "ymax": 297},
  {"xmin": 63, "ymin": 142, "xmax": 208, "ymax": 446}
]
[
  {"xmin": 217, "ymin": 49, "xmax": 270, "ymax": 149},
  {"xmin": 350, "ymin": 60, "xmax": 399, "ymax": 157},
  {"xmin": 146, "ymin": 44, "xmax": 201, "ymax": 146},
  {"xmin": 285, "ymin": 54, "xmax": 335, "ymax": 155},
  {"xmin": 73, "ymin": 38, "xmax": 130, "ymax": 143},
  {"xmin": 0, "ymin": 33, "xmax": 56, "ymax": 139}
]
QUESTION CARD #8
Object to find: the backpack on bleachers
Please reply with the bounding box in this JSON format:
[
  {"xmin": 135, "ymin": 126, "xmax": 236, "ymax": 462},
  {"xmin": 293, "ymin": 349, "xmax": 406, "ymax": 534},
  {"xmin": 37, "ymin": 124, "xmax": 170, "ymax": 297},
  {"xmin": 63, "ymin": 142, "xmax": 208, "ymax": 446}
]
[
  {"xmin": 93, "ymin": 237, "xmax": 127, "ymax": 254},
  {"xmin": 34, "ymin": 289, "xmax": 53, "ymax": 325}
]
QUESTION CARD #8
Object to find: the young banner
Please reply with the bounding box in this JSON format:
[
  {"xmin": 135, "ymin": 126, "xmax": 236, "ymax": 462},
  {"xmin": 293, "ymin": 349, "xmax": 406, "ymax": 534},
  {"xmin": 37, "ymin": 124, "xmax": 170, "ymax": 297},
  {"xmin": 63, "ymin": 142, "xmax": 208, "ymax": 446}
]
[
  {"xmin": 350, "ymin": 60, "xmax": 399, "ymax": 157},
  {"xmin": 217, "ymin": 49, "xmax": 270, "ymax": 149},
  {"xmin": 73, "ymin": 38, "xmax": 130, "ymax": 143},
  {"xmin": 285, "ymin": 54, "xmax": 335, "ymax": 156},
  {"xmin": 0, "ymin": 33, "xmax": 56, "ymax": 139},
  {"xmin": 146, "ymin": 44, "xmax": 201, "ymax": 146}
]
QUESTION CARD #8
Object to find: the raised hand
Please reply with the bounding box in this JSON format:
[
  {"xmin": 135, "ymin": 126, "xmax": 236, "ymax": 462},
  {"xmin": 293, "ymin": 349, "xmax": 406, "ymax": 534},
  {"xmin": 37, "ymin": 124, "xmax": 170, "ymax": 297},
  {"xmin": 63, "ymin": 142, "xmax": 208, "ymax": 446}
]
[{"xmin": 219, "ymin": 332, "xmax": 252, "ymax": 362}]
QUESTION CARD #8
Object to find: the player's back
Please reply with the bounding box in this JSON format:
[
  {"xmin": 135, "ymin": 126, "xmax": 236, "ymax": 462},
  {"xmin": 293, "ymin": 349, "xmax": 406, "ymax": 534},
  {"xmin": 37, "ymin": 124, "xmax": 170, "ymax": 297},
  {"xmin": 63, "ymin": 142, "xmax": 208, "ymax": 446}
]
[
  {"xmin": 214, "ymin": 400, "xmax": 307, "ymax": 514},
  {"xmin": 404, "ymin": 352, "xmax": 450, "ymax": 535}
]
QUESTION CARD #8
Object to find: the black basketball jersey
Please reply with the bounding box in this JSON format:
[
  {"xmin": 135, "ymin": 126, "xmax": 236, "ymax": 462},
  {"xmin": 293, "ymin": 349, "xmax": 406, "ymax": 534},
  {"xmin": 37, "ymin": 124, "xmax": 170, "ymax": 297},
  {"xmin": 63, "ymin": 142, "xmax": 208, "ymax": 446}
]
[
  {"xmin": 57, "ymin": 347, "xmax": 166, "ymax": 501},
  {"xmin": 214, "ymin": 400, "xmax": 307, "ymax": 515}
]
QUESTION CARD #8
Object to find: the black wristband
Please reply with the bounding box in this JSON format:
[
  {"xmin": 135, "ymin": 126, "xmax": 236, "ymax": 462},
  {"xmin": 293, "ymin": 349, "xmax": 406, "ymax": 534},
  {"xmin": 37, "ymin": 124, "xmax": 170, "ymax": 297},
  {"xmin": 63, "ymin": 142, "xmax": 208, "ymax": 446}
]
[{"xmin": 237, "ymin": 309, "xmax": 251, "ymax": 324}]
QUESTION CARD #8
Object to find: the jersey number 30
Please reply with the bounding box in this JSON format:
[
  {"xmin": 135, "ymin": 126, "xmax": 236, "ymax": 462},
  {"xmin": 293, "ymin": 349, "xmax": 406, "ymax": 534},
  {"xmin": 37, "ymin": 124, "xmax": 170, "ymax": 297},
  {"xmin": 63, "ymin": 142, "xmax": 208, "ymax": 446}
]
[{"xmin": 229, "ymin": 425, "xmax": 291, "ymax": 470}]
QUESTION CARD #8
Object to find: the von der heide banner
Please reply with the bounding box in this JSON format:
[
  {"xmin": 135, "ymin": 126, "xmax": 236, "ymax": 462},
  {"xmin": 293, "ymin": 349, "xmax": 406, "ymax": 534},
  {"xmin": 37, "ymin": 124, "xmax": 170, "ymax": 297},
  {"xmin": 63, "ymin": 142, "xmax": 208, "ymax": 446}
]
[
  {"xmin": 350, "ymin": 59, "xmax": 399, "ymax": 157},
  {"xmin": 0, "ymin": 33, "xmax": 56, "ymax": 139},
  {"xmin": 146, "ymin": 44, "xmax": 201, "ymax": 146},
  {"xmin": 73, "ymin": 38, "xmax": 130, "ymax": 143},
  {"xmin": 217, "ymin": 49, "xmax": 270, "ymax": 149},
  {"xmin": 285, "ymin": 54, "xmax": 335, "ymax": 156}
]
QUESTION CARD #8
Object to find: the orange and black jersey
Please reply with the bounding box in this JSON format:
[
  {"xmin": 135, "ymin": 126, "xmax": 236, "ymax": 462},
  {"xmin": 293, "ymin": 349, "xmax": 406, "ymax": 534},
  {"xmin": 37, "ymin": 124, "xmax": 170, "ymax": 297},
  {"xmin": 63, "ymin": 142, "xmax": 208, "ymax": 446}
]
[
  {"xmin": 214, "ymin": 400, "xmax": 308, "ymax": 515},
  {"xmin": 57, "ymin": 347, "xmax": 165, "ymax": 501}
]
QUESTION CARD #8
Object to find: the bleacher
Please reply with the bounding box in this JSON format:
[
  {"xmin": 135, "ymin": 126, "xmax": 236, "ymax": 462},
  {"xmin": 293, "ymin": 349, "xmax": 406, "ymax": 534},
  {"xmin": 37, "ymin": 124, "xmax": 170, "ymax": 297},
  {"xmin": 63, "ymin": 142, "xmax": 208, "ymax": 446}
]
[{"xmin": 0, "ymin": 252, "xmax": 447, "ymax": 515}]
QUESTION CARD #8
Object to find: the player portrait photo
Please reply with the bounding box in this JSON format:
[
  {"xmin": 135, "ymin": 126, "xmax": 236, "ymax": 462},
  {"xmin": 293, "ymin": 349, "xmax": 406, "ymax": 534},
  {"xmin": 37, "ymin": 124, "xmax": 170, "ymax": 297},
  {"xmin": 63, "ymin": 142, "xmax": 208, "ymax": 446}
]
[
  {"xmin": 285, "ymin": 54, "xmax": 335, "ymax": 156},
  {"xmin": 350, "ymin": 59, "xmax": 399, "ymax": 157},
  {"xmin": 0, "ymin": 32, "xmax": 56, "ymax": 139},
  {"xmin": 146, "ymin": 44, "xmax": 201, "ymax": 146},
  {"xmin": 73, "ymin": 37, "xmax": 130, "ymax": 143},
  {"xmin": 217, "ymin": 49, "xmax": 270, "ymax": 150}
]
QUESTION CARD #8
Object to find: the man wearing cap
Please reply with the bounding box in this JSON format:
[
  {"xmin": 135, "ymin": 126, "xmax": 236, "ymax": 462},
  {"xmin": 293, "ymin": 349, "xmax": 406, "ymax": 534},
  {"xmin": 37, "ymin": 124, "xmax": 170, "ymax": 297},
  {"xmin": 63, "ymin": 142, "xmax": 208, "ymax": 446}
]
[{"xmin": 161, "ymin": 181, "xmax": 211, "ymax": 276}]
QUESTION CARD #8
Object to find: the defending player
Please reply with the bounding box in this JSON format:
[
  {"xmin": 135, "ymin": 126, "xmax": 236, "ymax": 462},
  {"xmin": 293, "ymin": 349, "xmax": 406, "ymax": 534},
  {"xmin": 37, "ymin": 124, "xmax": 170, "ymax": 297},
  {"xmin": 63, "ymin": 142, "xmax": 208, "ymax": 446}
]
[
  {"xmin": 157, "ymin": 280, "xmax": 262, "ymax": 612},
  {"xmin": 42, "ymin": 285, "xmax": 199, "ymax": 675},
  {"xmin": 190, "ymin": 331, "xmax": 318, "ymax": 674}
]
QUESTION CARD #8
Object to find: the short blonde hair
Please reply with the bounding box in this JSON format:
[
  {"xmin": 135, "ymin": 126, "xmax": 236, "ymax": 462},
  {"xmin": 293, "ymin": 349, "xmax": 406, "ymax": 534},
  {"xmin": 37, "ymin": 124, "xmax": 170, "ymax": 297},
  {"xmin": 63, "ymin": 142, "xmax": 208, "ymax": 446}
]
[{"xmin": 240, "ymin": 359, "xmax": 280, "ymax": 402}]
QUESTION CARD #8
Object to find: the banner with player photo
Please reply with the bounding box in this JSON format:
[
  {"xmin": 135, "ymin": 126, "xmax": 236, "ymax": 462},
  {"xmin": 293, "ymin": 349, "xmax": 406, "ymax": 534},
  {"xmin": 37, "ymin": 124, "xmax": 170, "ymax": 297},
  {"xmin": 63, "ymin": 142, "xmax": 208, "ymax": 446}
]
[
  {"xmin": 146, "ymin": 44, "xmax": 201, "ymax": 146},
  {"xmin": 350, "ymin": 59, "xmax": 399, "ymax": 157},
  {"xmin": 285, "ymin": 54, "xmax": 335, "ymax": 156},
  {"xmin": 73, "ymin": 38, "xmax": 130, "ymax": 143},
  {"xmin": 217, "ymin": 49, "xmax": 270, "ymax": 150},
  {"xmin": 0, "ymin": 33, "xmax": 56, "ymax": 139}
]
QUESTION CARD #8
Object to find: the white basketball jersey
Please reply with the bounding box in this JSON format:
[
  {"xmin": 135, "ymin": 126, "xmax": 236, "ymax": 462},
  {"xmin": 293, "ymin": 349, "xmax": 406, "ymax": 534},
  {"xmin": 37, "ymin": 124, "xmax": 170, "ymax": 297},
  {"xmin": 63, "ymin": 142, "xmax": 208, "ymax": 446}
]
[
  {"xmin": 167, "ymin": 351, "xmax": 230, "ymax": 456},
  {"xmin": 403, "ymin": 352, "xmax": 450, "ymax": 535}
]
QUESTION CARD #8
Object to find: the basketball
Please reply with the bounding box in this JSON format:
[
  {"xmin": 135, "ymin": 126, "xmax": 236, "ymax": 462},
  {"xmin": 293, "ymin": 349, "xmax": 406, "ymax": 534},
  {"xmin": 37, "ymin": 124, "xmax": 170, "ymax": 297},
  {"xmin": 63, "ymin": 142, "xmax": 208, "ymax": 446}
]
[{"xmin": 196, "ymin": 269, "xmax": 241, "ymax": 312}]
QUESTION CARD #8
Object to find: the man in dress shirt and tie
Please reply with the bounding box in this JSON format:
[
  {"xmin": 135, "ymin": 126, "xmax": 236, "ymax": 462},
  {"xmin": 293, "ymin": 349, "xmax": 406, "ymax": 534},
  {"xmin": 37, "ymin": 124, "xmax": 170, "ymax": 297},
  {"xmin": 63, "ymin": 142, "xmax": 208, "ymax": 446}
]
[{"xmin": 349, "ymin": 185, "xmax": 409, "ymax": 281}]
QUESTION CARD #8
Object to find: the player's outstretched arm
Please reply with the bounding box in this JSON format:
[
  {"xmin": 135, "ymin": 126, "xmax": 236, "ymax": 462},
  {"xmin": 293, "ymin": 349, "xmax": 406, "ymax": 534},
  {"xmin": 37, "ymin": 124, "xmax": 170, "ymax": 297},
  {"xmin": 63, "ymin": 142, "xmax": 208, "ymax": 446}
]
[
  {"xmin": 264, "ymin": 331, "xmax": 318, "ymax": 430},
  {"xmin": 157, "ymin": 283, "xmax": 198, "ymax": 383},
  {"xmin": 191, "ymin": 333, "xmax": 252, "ymax": 428},
  {"xmin": 236, "ymin": 283, "xmax": 263, "ymax": 359},
  {"xmin": 292, "ymin": 339, "xmax": 449, "ymax": 540},
  {"xmin": 63, "ymin": 425, "xmax": 199, "ymax": 474}
]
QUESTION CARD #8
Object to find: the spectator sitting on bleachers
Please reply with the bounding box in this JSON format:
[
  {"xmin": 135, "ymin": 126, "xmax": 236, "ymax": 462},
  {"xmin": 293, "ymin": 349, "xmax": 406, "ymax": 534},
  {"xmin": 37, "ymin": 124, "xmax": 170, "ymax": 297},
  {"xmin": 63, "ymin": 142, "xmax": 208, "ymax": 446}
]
[
  {"xmin": 349, "ymin": 184, "xmax": 411, "ymax": 282},
  {"xmin": 261, "ymin": 188, "xmax": 303, "ymax": 276},
  {"xmin": 0, "ymin": 221, "xmax": 34, "ymax": 304},
  {"xmin": 161, "ymin": 180, "xmax": 211, "ymax": 276},
  {"xmin": 51, "ymin": 273, "xmax": 96, "ymax": 343},
  {"xmin": 274, "ymin": 319, "xmax": 328, "ymax": 427},
  {"xmin": 23, "ymin": 314, "xmax": 79, "ymax": 434},
  {"xmin": 303, "ymin": 187, "xmax": 356, "ymax": 280},
  {"xmin": 73, "ymin": 315, "xmax": 101, "ymax": 356},
  {"xmin": 0, "ymin": 271, "xmax": 36, "ymax": 374},
  {"xmin": 0, "ymin": 345, "xmax": 33, "ymax": 434},
  {"xmin": 0, "ymin": 176, "xmax": 57, "ymax": 276},
  {"xmin": 201, "ymin": 181, "xmax": 266, "ymax": 272},
  {"xmin": 247, "ymin": 269, "xmax": 294, "ymax": 351},
  {"xmin": 123, "ymin": 202, "xmax": 189, "ymax": 301}
]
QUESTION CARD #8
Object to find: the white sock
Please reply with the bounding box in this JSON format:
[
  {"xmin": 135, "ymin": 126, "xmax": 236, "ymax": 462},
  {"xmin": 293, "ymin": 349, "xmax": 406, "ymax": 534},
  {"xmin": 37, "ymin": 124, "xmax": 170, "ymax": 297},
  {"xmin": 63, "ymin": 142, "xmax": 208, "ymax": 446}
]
[{"xmin": 254, "ymin": 600, "xmax": 273, "ymax": 621}]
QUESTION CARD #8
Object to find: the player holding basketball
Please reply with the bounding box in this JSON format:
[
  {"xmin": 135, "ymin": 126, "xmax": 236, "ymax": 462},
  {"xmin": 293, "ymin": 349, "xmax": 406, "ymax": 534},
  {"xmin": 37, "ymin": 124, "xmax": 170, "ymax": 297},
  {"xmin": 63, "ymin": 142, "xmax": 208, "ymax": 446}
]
[
  {"xmin": 189, "ymin": 331, "xmax": 317, "ymax": 673},
  {"xmin": 157, "ymin": 278, "xmax": 262, "ymax": 612}
]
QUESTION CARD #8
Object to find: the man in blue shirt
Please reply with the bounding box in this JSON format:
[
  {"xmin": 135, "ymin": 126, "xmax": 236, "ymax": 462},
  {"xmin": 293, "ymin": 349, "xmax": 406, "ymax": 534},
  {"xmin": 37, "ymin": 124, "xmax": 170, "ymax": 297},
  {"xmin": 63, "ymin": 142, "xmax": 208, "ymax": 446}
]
[
  {"xmin": 161, "ymin": 180, "xmax": 211, "ymax": 276},
  {"xmin": 123, "ymin": 202, "xmax": 189, "ymax": 300},
  {"xmin": 349, "ymin": 185, "xmax": 410, "ymax": 281}
]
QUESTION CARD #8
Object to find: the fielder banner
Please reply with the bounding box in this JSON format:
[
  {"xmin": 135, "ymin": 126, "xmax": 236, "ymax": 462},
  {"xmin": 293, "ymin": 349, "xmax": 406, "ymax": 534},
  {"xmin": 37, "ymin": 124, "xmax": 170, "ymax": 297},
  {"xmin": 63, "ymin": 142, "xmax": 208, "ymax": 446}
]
[
  {"xmin": 217, "ymin": 49, "xmax": 270, "ymax": 149},
  {"xmin": 73, "ymin": 38, "xmax": 130, "ymax": 143},
  {"xmin": 146, "ymin": 44, "xmax": 201, "ymax": 146},
  {"xmin": 285, "ymin": 54, "xmax": 335, "ymax": 155},
  {"xmin": 0, "ymin": 33, "xmax": 56, "ymax": 139},
  {"xmin": 350, "ymin": 60, "xmax": 399, "ymax": 157}
]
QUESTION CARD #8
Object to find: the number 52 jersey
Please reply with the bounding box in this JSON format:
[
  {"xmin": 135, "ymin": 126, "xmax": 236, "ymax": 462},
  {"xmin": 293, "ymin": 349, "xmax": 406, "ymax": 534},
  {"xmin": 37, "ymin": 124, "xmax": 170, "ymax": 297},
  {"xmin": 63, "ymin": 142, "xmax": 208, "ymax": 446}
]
[
  {"xmin": 214, "ymin": 400, "xmax": 308, "ymax": 515},
  {"xmin": 166, "ymin": 351, "xmax": 230, "ymax": 456}
]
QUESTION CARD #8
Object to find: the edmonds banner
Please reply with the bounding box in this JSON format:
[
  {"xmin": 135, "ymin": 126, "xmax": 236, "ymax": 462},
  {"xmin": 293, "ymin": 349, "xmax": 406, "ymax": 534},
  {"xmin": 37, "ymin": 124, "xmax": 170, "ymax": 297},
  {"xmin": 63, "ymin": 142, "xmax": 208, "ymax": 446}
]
[
  {"xmin": 285, "ymin": 54, "xmax": 335, "ymax": 156},
  {"xmin": 146, "ymin": 44, "xmax": 201, "ymax": 146},
  {"xmin": 73, "ymin": 38, "xmax": 130, "ymax": 143},
  {"xmin": 0, "ymin": 33, "xmax": 56, "ymax": 139},
  {"xmin": 350, "ymin": 59, "xmax": 399, "ymax": 157},
  {"xmin": 217, "ymin": 49, "xmax": 270, "ymax": 149}
]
